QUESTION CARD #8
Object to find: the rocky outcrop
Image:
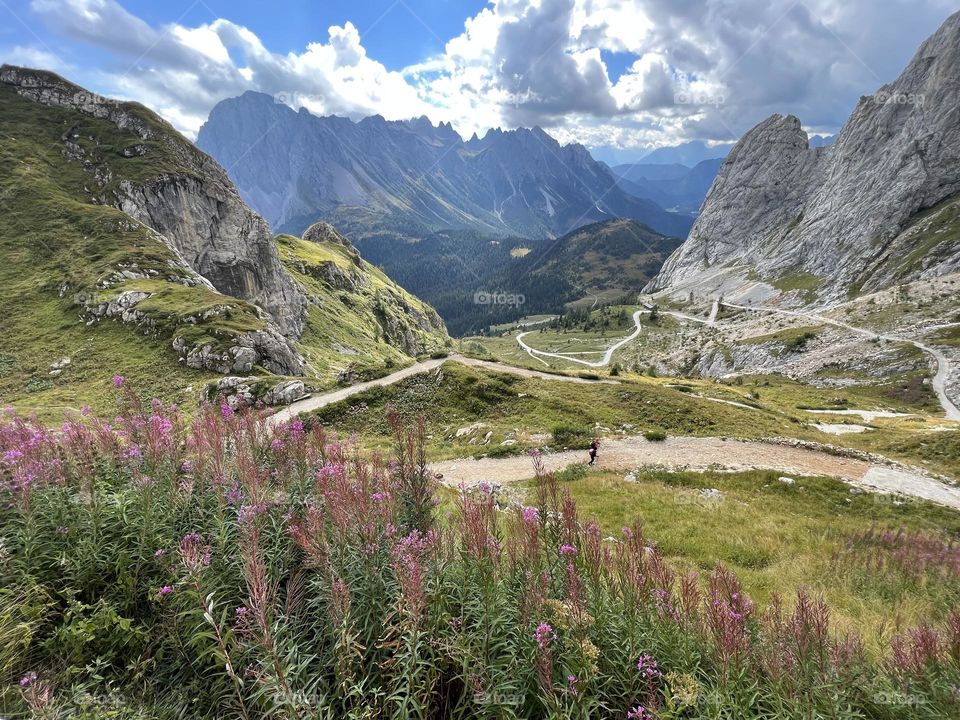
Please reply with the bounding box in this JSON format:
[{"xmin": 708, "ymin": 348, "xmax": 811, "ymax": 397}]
[
  {"xmin": 303, "ymin": 221, "xmax": 360, "ymax": 255},
  {"xmin": 77, "ymin": 287, "xmax": 304, "ymax": 375},
  {"xmin": 173, "ymin": 329, "xmax": 303, "ymax": 376},
  {"xmin": 651, "ymin": 11, "xmax": 960, "ymax": 302},
  {"xmin": 210, "ymin": 376, "xmax": 307, "ymax": 409},
  {"xmin": 114, "ymin": 176, "xmax": 306, "ymax": 336}
]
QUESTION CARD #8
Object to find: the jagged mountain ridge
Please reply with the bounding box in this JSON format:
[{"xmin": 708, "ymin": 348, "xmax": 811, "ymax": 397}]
[
  {"xmin": 651, "ymin": 11, "xmax": 960, "ymax": 302},
  {"xmin": 195, "ymin": 92, "xmax": 694, "ymax": 240}
]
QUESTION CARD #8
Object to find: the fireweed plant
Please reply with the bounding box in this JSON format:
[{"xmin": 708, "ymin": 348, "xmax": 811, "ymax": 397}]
[{"xmin": 0, "ymin": 381, "xmax": 959, "ymax": 718}]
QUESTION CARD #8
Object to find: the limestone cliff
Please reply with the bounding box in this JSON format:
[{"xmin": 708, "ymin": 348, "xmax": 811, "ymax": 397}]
[{"xmin": 651, "ymin": 12, "xmax": 960, "ymax": 302}]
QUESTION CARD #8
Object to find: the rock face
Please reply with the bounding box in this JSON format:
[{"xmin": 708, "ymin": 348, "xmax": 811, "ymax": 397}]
[
  {"xmin": 651, "ymin": 11, "xmax": 960, "ymax": 302},
  {"xmin": 0, "ymin": 65, "xmax": 307, "ymax": 339},
  {"xmin": 114, "ymin": 176, "xmax": 306, "ymax": 337},
  {"xmin": 196, "ymin": 94, "xmax": 693, "ymax": 240}
]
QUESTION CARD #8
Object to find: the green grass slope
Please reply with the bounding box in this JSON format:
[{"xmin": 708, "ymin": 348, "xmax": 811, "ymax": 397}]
[
  {"xmin": 276, "ymin": 227, "xmax": 449, "ymax": 384},
  {"xmin": 0, "ymin": 82, "xmax": 261, "ymax": 418}
]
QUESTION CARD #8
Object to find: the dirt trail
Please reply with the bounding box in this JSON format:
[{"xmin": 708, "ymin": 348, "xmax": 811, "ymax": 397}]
[
  {"xmin": 517, "ymin": 310, "xmax": 645, "ymax": 367},
  {"xmin": 270, "ymin": 355, "xmax": 617, "ymax": 426},
  {"xmin": 725, "ymin": 302, "xmax": 960, "ymax": 421},
  {"xmin": 431, "ymin": 436, "xmax": 960, "ymax": 509}
]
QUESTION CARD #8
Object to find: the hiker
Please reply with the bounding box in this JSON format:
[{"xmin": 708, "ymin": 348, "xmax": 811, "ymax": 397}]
[{"xmin": 588, "ymin": 438, "xmax": 600, "ymax": 466}]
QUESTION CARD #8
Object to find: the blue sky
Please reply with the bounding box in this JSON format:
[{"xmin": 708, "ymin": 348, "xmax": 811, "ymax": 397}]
[
  {"xmin": 1, "ymin": 0, "xmax": 956, "ymax": 162},
  {"xmin": 113, "ymin": 0, "xmax": 488, "ymax": 69}
]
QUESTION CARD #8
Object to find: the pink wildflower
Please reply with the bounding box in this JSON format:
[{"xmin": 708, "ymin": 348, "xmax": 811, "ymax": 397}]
[
  {"xmin": 637, "ymin": 654, "xmax": 662, "ymax": 679},
  {"xmin": 534, "ymin": 622, "xmax": 556, "ymax": 649}
]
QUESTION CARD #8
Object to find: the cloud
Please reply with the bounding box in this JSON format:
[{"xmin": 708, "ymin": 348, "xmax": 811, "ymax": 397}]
[
  {"xmin": 3, "ymin": 0, "xmax": 955, "ymax": 152},
  {"xmin": 20, "ymin": 0, "xmax": 430, "ymax": 138}
]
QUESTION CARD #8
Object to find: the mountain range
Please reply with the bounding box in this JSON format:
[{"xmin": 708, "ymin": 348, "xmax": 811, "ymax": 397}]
[
  {"xmin": 651, "ymin": 11, "xmax": 960, "ymax": 304},
  {"xmin": 196, "ymin": 92, "xmax": 695, "ymax": 241}
]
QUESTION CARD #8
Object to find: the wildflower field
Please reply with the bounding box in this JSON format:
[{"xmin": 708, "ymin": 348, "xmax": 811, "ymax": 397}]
[{"xmin": 1, "ymin": 381, "xmax": 959, "ymax": 719}]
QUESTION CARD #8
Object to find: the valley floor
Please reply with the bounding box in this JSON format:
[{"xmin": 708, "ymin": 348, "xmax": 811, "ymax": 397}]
[{"xmin": 275, "ymin": 354, "xmax": 960, "ymax": 509}]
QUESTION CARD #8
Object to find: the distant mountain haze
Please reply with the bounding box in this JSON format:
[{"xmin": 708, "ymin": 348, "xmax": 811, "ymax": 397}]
[
  {"xmin": 639, "ymin": 140, "xmax": 732, "ymax": 166},
  {"xmin": 611, "ymin": 159, "xmax": 725, "ymax": 215}
]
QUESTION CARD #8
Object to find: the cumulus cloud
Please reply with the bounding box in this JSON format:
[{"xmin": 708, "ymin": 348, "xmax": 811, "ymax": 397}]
[
  {"xmin": 2, "ymin": 0, "xmax": 955, "ymax": 151},
  {"xmin": 18, "ymin": 0, "xmax": 430, "ymax": 137}
]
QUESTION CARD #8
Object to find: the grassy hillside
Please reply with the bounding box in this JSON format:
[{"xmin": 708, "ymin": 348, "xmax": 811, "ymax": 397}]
[
  {"xmin": 516, "ymin": 218, "xmax": 683, "ymax": 301},
  {"xmin": 0, "ymin": 76, "xmax": 449, "ymax": 420},
  {"xmin": 0, "ymin": 82, "xmax": 248, "ymax": 418},
  {"xmin": 276, "ymin": 229, "xmax": 449, "ymax": 383}
]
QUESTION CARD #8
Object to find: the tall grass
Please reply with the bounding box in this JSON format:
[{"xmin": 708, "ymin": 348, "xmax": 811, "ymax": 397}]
[{"xmin": 0, "ymin": 382, "xmax": 958, "ymax": 718}]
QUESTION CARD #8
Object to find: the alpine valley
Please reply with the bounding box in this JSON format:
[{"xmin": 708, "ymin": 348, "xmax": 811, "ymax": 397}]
[{"xmin": 4, "ymin": 5, "xmax": 960, "ymax": 720}]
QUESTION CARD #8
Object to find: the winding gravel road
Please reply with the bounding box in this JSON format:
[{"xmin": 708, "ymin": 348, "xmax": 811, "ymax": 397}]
[
  {"xmin": 517, "ymin": 310, "xmax": 645, "ymax": 368},
  {"xmin": 724, "ymin": 302, "xmax": 960, "ymax": 421},
  {"xmin": 516, "ymin": 308, "xmax": 715, "ymax": 368}
]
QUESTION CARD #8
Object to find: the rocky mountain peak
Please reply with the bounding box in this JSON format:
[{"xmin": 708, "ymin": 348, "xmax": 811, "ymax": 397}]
[
  {"xmin": 650, "ymin": 11, "xmax": 960, "ymax": 302},
  {"xmin": 302, "ymin": 221, "xmax": 360, "ymax": 260}
]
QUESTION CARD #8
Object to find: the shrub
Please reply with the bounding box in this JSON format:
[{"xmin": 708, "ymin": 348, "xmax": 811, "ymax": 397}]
[
  {"xmin": 551, "ymin": 424, "xmax": 593, "ymax": 447},
  {"xmin": 555, "ymin": 463, "xmax": 587, "ymax": 483},
  {"xmin": 644, "ymin": 429, "xmax": 667, "ymax": 442},
  {"xmin": 0, "ymin": 382, "xmax": 957, "ymax": 718}
]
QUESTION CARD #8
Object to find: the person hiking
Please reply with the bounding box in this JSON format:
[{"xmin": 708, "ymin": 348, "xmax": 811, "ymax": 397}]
[{"xmin": 588, "ymin": 438, "xmax": 600, "ymax": 466}]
